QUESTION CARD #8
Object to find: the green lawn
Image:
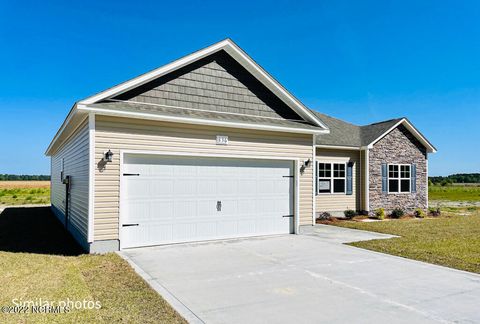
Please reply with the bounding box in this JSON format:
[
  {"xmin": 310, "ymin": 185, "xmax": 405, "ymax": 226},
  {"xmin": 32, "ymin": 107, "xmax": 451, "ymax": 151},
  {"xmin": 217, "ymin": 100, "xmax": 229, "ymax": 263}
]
[
  {"xmin": 429, "ymin": 184, "xmax": 480, "ymax": 201},
  {"xmin": 331, "ymin": 208, "xmax": 480, "ymax": 273},
  {"xmin": 0, "ymin": 207, "xmax": 186, "ymax": 324},
  {"xmin": 0, "ymin": 253, "xmax": 187, "ymax": 323}
]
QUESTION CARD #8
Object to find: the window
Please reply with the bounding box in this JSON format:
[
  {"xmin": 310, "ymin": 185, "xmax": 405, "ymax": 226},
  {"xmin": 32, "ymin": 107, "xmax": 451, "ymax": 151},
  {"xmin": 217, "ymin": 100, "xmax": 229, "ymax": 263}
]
[
  {"xmin": 317, "ymin": 162, "xmax": 346, "ymax": 194},
  {"xmin": 317, "ymin": 163, "xmax": 331, "ymax": 193},
  {"xmin": 388, "ymin": 164, "xmax": 410, "ymax": 193}
]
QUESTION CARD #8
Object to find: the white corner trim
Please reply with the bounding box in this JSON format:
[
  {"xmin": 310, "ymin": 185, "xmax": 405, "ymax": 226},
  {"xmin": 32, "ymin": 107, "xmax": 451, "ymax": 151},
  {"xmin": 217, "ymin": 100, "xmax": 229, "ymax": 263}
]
[
  {"xmin": 295, "ymin": 159, "xmax": 301, "ymax": 234},
  {"xmin": 118, "ymin": 150, "xmax": 125, "ymax": 249},
  {"xmin": 359, "ymin": 149, "xmax": 362, "ymax": 210},
  {"xmin": 77, "ymin": 104, "xmax": 328, "ymax": 135},
  {"xmin": 364, "ymin": 148, "xmax": 370, "ymax": 212},
  {"xmin": 368, "ymin": 118, "xmax": 437, "ymax": 153},
  {"xmin": 312, "ymin": 135, "xmax": 316, "ymax": 225},
  {"xmin": 78, "ymin": 39, "xmax": 328, "ymax": 130},
  {"xmin": 87, "ymin": 113, "xmax": 95, "ymax": 243},
  {"xmin": 426, "ymin": 157, "xmax": 429, "ymax": 209}
]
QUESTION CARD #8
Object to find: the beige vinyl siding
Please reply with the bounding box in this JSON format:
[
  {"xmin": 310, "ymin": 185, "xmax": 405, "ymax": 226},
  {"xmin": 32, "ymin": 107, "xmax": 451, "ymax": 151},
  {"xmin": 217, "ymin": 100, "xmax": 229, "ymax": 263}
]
[
  {"xmin": 94, "ymin": 115, "xmax": 314, "ymax": 241},
  {"xmin": 315, "ymin": 148, "xmax": 360, "ymax": 213},
  {"xmin": 51, "ymin": 118, "xmax": 90, "ymax": 240}
]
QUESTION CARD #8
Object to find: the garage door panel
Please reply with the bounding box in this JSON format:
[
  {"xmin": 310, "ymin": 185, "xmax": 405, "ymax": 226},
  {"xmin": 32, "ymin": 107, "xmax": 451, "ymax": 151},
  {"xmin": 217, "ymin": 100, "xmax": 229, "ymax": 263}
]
[
  {"xmin": 198, "ymin": 180, "xmax": 217, "ymax": 196},
  {"xmin": 151, "ymin": 179, "xmax": 175, "ymax": 196},
  {"xmin": 121, "ymin": 155, "xmax": 294, "ymax": 249},
  {"xmin": 174, "ymin": 200, "xmax": 198, "ymax": 219},
  {"xmin": 125, "ymin": 179, "xmax": 151, "ymax": 198},
  {"xmin": 174, "ymin": 179, "xmax": 198, "ymax": 195}
]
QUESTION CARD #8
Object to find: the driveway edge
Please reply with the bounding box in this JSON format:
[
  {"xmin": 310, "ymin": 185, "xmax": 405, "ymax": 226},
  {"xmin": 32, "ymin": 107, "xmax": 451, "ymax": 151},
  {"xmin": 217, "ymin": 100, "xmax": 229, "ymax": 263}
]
[{"xmin": 117, "ymin": 251, "xmax": 205, "ymax": 324}]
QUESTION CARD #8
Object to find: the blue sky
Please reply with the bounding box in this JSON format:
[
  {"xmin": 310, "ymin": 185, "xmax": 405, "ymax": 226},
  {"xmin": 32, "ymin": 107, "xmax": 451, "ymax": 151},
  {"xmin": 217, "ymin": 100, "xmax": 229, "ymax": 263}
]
[{"xmin": 0, "ymin": 0, "xmax": 478, "ymax": 176}]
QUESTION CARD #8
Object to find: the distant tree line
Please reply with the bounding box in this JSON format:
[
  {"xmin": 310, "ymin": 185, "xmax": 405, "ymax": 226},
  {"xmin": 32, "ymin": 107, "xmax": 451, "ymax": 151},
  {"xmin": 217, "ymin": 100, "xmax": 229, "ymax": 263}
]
[
  {"xmin": 0, "ymin": 174, "xmax": 50, "ymax": 181},
  {"xmin": 429, "ymin": 173, "xmax": 480, "ymax": 186}
]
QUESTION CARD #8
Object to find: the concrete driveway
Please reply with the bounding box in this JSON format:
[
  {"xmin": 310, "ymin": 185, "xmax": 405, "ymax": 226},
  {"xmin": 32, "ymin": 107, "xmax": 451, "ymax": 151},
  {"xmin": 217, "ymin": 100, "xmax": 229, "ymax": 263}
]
[{"xmin": 120, "ymin": 226, "xmax": 480, "ymax": 324}]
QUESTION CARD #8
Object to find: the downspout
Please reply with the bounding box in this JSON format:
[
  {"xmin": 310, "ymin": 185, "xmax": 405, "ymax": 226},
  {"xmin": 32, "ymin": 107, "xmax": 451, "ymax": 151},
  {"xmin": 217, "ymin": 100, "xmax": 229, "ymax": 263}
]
[
  {"xmin": 364, "ymin": 148, "xmax": 370, "ymax": 213},
  {"xmin": 63, "ymin": 176, "xmax": 71, "ymax": 229}
]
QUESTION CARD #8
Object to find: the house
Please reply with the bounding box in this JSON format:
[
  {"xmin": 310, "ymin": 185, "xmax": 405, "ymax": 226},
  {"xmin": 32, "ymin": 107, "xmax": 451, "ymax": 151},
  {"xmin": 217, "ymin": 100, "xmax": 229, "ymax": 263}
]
[{"xmin": 45, "ymin": 39, "xmax": 436, "ymax": 253}]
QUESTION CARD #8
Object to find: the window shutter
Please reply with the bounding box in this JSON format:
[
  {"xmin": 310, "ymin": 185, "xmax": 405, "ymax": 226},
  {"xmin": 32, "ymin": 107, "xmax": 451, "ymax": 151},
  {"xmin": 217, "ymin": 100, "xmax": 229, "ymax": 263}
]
[
  {"xmin": 411, "ymin": 163, "xmax": 417, "ymax": 193},
  {"xmin": 381, "ymin": 163, "xmax": 388, "ymax": 194},
  {"xmin": 346, "ymin": 162, "xmax": 353, "ymax": 195},
  {"xmin": 315, "ymin": 162, "xmax": 318, "ymax": 195}
]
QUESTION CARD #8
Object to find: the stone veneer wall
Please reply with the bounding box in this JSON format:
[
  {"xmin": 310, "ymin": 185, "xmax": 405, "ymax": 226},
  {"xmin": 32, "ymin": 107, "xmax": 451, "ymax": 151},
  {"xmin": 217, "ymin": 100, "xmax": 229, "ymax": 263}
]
[{"xmin": 369, "ymin": 124, "xmax": 428, "ymax": 214}]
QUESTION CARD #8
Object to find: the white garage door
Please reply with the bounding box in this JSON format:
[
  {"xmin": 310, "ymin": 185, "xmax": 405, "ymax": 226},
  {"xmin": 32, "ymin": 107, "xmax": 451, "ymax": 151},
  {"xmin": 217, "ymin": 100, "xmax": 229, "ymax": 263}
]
[{"xmin": 121, "ymin": 154, "xmax": 294, "ymax": 248}]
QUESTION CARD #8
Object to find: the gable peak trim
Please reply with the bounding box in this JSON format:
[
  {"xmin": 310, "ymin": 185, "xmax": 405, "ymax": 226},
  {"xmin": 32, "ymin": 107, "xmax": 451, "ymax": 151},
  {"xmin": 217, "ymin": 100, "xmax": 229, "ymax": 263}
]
[
  {"xmin": 78, "ymin": 38, "xmax": 329, "ymax": 130},
  {"xmin": 367, "ymin": 118, "xmax": 437, "ymax": 153}
]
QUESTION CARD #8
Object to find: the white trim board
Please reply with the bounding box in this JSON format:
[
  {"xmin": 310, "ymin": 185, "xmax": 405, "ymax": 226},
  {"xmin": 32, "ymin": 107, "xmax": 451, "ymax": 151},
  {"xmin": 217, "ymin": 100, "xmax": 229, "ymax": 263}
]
[
  {"xmin": 87, "ymin": 113, "xmax": 95, "ymax": 243},
  {"xmin": 315, "ymin": 145, "xmax": 361, "ymax": 150},
  {"xmin": 364, "ymin": 148, "xmax": 370, "ymax": 212},
  {"xmin": 78, "ymin": 39, "xmax": 329, "ymax": 131},
  {"xmin": 311, "ymin": 134, "xmax": 316, "ymax": 225}
]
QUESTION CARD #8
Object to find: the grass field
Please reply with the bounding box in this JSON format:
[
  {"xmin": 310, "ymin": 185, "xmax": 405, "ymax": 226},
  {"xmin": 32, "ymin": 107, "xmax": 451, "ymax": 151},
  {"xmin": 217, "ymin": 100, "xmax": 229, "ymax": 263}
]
[
  {"xmin": 429, "ymin": 184, "xmax": 480, "ymax": 201},
  {"xmin": 0, "ymin": 207, "xmax": 186, "ymax": 324},
  {"xmin": 0, "ymin": 181, "xmax": 50, "ymax": 205},
  {"xmin": 332, "ymin": 207, "xmax": 480, "ymax": 274}
]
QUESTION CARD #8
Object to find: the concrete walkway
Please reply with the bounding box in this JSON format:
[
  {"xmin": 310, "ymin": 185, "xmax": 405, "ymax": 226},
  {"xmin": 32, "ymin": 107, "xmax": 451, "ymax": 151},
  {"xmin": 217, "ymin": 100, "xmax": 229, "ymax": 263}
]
[
  {"xmin": 300, "ymin": 224, "xmax": 398, "ymax": 243},
  {"xmin": 120, "ymin": 226, "xmax": 480, "ymax": 324}
]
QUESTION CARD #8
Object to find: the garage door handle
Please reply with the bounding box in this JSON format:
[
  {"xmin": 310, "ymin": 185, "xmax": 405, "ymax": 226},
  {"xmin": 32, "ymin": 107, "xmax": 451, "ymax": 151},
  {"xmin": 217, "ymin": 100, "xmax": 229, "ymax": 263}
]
[
  {"xmin": 122, "ymin": 223, "xmax": 139, "ymax": 227},
  {"xmin": 282, "ymin": 215, "xmax": 294, "ymax": 218}
]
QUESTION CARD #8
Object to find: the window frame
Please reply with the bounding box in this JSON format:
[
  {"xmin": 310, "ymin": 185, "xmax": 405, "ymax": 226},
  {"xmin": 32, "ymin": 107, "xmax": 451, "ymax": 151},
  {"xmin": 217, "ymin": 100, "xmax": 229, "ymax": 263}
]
[
  {"xmin": 387, "ymin": 163, "xmax": 411, "ymax": 194},
  {"xmin": 317, "ymin": 161, "xmax": 347, "ymax": 195}
]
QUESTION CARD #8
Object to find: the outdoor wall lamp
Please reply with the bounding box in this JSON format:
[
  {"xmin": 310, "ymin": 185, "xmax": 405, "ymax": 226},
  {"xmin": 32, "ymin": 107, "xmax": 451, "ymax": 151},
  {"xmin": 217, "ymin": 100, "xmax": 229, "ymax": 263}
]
[
  {"xmin": 303, "ymin": 159, "xmax": 311, "ymax": 168},
  {"xmin": 103, "ymin": 150, "xmax": 114, "ymax": 163}
]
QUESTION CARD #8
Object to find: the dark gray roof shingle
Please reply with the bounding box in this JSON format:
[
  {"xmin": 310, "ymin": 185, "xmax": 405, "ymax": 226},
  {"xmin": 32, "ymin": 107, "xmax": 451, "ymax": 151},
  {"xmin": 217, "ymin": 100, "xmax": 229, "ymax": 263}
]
[
  {"xmin": 310, "ymin": 111, "xmax": 362, "ymax": 147},
  {"xmin": 310, "ymin": 109, "xmax": 403, "ymax": 147}
]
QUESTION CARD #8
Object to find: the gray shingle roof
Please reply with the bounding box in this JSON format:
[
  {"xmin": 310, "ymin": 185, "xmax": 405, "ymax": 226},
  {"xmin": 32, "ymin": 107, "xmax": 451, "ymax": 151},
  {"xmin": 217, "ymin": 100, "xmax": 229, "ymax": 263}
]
[
  {"xmin": 90, "ymin": 101, "xmax": 323, "ymax": 131},
  {"xmin": 360, "ymin": 118, "xmax": 403, "ymax": 146},
  {"xmin": 310, "ymin": 109, "xmax": 403, "ymax": 147},
  {"xmin": 310, "ymin": 111, "xmax": 362, "ymax": 147}
]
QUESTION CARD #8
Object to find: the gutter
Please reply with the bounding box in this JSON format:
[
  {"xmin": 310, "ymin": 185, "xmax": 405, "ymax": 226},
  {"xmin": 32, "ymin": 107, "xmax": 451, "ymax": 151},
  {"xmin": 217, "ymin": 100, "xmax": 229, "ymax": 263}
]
[{"xmin": 77, "ymin": 104, "xmax": 330, "ymax": 135}]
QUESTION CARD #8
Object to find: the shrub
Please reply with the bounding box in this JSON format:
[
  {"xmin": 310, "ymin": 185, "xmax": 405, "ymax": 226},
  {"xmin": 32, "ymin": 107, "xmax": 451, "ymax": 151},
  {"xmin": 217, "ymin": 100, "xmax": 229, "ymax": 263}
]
[
  {"xmin": 344, "ymin": 209, "xmax": 356, "ymax": 219},
  {"xmin": 374, "ymin": 208, "xmax": 385, "ymax": 220},
  {"xmin": 25, "ymin": 196, "xmax": 33, "ymax": 201},
  {"xmin": 390, "ymin": 208, "xmax": 404, "ymax": 219},
  {"xmin": 429, "ymin": 207, "xmax": 441, "ymax": 217},
  {"xmin": 414, "ymin": 208, "xmax": 425, "ymax": 218},
  {"xmin": 317, "ymin": 212, "xmax": 332, "ymax": 221}
]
